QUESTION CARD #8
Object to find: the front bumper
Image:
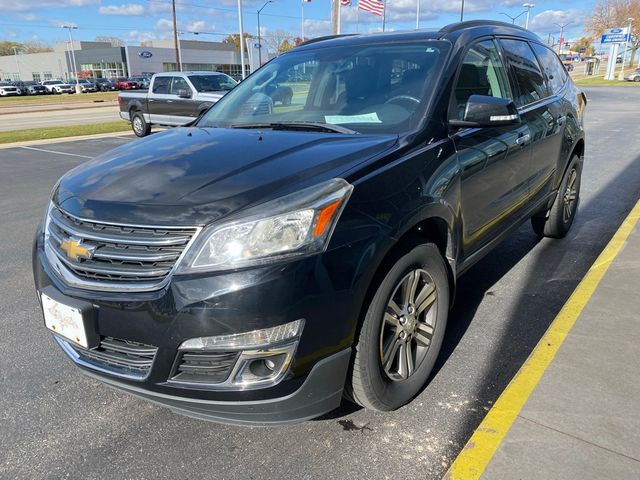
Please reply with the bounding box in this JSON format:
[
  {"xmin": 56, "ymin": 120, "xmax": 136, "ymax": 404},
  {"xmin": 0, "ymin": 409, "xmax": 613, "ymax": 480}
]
[{"xmin": 32, "ymin": 220, "xmax": 380, "ymax": 424}]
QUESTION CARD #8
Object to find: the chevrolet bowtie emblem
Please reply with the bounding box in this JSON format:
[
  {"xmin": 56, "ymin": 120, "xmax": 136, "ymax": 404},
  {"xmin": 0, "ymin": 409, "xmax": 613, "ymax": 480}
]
[{"xmin": 60, "ymin": 238, "xmax": 95, "ymax": 261}]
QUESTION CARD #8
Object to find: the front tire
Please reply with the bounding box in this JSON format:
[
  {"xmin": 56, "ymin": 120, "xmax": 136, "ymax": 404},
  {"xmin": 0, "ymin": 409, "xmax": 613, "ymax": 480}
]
[
  {"xmin": 348, "ymin": 243, "xmax": 449, "ymax": 411},
  {"xmin": 131, "ymin": 111, "xmax": 151, "ymax": 137},
  {"xmin": 532, "ymin": 154, "xmax": 582, "ymax": 238}
]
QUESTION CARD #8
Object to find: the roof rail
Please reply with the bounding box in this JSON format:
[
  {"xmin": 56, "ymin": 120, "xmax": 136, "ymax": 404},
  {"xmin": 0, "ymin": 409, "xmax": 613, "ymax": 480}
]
[
  {"xmin": 438, "ymin": 20, "xmax": 531, "ymax": 37},
  {"xmin": 298, "ymin": 34, "xmax": 356, "ymax": 47}
]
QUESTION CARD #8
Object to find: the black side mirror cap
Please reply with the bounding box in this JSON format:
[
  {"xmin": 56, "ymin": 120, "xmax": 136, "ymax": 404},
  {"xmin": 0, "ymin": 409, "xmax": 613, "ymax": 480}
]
[{"xmin": 449, "ymin": 95, "xmax": 520, "ymax": 128}]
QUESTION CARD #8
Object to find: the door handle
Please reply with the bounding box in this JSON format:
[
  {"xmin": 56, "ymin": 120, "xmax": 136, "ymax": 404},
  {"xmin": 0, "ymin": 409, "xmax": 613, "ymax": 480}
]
[{"xmin": 515, "ymin": 132, "xmax": 530, "ymax": 145}]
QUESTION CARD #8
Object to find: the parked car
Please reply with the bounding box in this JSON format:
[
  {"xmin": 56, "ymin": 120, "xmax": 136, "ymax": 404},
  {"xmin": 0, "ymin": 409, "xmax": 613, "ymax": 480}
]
[
  {"xmin": 130, "ymin": 76, "xmax": 151, "ymax": 88},
  {"xmin": 41, "ymin": 80, "xmax": 74, "ymax": 94},
  {"xmin": 0, "ymin": 82, "xmax": 20, "ymax": 96},
  {"xmin": 15, "ymin": 81, "xmax": 48, "ymax": 95},
  {"xmin": 624, "ymin": 67, "xmax": 640, "ymax": 82},
  {"xmin": 115, "ymin": 77, "xmax": 138, "ymax": 90},
  {"xmin": 95, "ymin": 78, "xmax": 119, "ymax": 91},
  {"xmin": 70, "ymin": 79, "xmax": 98, "ymax": 93},
  {"xmin": 118, "ymin": 71, "xmax": 237, "ymax": 136},
  {"xmin": 34, "ymin": 21, "xmax": 586, "ymax": 426}
]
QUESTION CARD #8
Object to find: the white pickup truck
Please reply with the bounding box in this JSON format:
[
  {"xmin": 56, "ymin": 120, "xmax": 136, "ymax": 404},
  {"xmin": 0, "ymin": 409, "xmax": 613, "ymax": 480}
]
[{"xmin": 118, "ymin": 71, "xmax": 237, "ymax": 137}]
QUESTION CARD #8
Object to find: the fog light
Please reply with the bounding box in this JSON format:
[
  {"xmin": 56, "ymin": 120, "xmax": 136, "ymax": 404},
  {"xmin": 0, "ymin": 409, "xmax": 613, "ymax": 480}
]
[{"xmin": 177, "ymin": 320, "xmax": 304, "ymax": 389}]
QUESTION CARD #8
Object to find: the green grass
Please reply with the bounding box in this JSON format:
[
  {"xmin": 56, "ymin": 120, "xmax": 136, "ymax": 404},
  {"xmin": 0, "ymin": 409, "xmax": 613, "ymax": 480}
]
[
  {"xmin": 0, "ymin": 121, "xmax": 130, "ymax": 144},
  {"xmin": 0, "ymin": 91, "xmax": 118, "ymax": 108}
]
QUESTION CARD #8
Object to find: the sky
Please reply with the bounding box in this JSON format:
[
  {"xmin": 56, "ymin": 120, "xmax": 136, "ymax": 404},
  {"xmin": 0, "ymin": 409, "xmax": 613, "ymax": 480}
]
[{"xmin": 0, "ymin": 0, "xmax": 595, "ymax": 49}]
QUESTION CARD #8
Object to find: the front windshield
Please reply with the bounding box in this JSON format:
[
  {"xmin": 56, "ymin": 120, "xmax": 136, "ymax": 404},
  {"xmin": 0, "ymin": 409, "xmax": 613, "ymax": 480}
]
[
  {"xmin": 189, "ymin": 74, "xmax": 237, "ymax": 93},
  {"xmin": 198, "ymin": 40, "xmax": 449, "ymax": 134}
]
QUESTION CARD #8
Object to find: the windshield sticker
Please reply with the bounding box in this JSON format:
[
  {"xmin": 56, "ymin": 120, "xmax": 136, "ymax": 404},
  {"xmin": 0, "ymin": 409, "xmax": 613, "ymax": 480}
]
[{"xmin": 324, "ymin": 113, "xmax": 382, "ymax": 124}]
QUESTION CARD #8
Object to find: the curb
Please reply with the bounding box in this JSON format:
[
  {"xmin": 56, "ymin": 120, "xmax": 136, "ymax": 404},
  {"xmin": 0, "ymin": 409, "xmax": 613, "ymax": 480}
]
[{"xmin": 0, "ymin": 131, "xmax": 134, "ymax": 149}]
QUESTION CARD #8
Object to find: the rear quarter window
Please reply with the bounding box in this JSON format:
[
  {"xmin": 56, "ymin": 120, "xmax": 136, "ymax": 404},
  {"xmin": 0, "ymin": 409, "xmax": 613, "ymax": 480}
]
[
  {"xmin": 499, "ymin": 38, "xmax": 548, "ymax": 107},
  {"xmin": 530, "ymin": 43, "xmax": 568, "ymax": 95}
]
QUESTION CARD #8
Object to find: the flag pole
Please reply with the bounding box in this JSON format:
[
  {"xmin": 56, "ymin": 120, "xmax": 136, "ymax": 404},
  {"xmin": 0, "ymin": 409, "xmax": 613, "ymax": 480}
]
[
  {"xmin": 382, "ymin": 0, "xmax": 386, "ymax": 32},
  {"xmin": 337, "ymin": 1, "xmax": 341, "ymax": 34},
  {"xmin": 356, "ymin": 4, "xmax": 359, "ymax": 33}
]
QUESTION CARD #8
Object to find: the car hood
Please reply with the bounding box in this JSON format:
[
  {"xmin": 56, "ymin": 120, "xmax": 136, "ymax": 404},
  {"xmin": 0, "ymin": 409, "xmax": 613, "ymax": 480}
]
[{"xmin": 54, "ymin": 127, "xmax": 398, "ymax": 226}]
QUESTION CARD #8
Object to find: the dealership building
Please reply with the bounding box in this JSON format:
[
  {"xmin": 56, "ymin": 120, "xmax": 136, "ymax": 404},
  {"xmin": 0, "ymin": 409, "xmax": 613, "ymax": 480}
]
[{"xmin": 0, "ymin": 39, "xmax": 251, "ymax": 82}]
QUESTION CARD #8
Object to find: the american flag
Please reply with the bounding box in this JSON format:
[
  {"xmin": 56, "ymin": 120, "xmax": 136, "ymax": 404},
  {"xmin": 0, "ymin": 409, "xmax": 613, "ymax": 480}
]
[
  {"xmin": 358, "ymin": 0, "xmax": 384, "ymax": 16},
  {"xmin": 340, "ymin": 0, "xmax": 352, "ymax": 5}
]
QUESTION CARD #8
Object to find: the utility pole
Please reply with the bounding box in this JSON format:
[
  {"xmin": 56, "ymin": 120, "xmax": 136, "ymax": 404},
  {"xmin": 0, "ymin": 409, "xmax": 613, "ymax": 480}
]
[
  {"xmin": 172, "ymin": 0, "xmax": 181, "ymax": 71},
  {"xmin": 61, "ymin": 25, "xmax": 81, "ymax": 93},
  {"xmin": 523, "ymin": 3, "xmax": 535, "ymax": 29},
  {"xmin": 460, "ymin": 0, "xmax": 464, "ymax": 22},
  {"xmin": 237, "ymin": 0, "xmax": 246, "ymax": 79}
]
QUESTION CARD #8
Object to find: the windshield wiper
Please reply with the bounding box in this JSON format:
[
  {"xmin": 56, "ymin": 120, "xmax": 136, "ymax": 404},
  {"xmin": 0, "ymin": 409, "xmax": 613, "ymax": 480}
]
[{"xmin": 230, "ymin": 121, "xmax": 358, "ymax": 134}]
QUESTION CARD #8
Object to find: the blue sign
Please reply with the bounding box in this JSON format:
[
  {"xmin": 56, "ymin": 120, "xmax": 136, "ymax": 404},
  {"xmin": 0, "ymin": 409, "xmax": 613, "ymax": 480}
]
[
  {"xmin": 601, "ymin": 27, "xmax": 630, "ymax": 44},
  {"xmin": 138, "ymin": 51, "xmax": 153, "ymax": 58}
]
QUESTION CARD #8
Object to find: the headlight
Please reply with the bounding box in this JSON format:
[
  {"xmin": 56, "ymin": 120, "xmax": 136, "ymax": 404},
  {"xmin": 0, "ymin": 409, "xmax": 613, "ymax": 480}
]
[{"xmin": 176, "ymin": 178, "xmax": 353, "ymax": 272}]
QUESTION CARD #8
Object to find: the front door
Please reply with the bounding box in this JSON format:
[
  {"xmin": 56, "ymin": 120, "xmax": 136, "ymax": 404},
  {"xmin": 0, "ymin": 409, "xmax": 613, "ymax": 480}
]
[{"xmin": 451, "ymin": 39, "xmax": 532, "ymax": 257}]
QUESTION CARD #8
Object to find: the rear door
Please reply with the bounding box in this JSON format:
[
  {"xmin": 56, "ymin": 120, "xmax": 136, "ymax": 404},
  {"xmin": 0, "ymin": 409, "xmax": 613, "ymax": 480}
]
[
  {"xmin": 451, "ymin": 39, "xmax": 532, "ymax": 257},
  {"xmin": 499, "ymin": 38, "xmax": 564, "ymax": 206},
  {"xmin": 148, "ymin": 76, "xmax": 172, "ymax": 124}
]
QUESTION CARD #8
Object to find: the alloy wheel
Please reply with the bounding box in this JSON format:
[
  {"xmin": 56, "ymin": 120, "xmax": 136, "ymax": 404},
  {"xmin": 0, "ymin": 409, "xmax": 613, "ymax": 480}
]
[
  {"xmin": 133, "ymin": 116, "xmax": 143, "ymax": 135},
  {"xmin": 379, "ymin": 268, "xmax": 438, "ymax": 382},
  {"xmin": 562, "ymin": 168, "xmax": 578, "ymax": 223}
]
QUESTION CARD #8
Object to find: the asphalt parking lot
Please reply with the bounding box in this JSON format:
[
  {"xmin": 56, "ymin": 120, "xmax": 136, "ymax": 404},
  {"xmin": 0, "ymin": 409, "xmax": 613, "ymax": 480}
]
[{"xmin": 1, "ymin": 86, "xmax": 639, "ymax": 480}]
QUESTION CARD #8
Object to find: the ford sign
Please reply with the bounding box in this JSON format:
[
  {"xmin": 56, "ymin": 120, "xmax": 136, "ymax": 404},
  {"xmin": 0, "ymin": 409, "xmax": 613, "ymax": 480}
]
[{"xmin": 139, "ymin": 51, "xmax": 153, "ymax": 58}]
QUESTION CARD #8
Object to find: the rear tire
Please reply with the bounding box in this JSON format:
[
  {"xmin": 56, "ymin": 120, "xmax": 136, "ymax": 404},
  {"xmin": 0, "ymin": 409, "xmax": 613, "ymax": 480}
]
[
  {"xmin": 532, "ymin": 154, "xmax": 582, "ymax": 238},
  {"xmin": 131, "ymin": 111, "xmax": 151, "ymax": 137},
  {"xmin": 347, "ymin": 243, "xmax": 449, "ymax": 411}
]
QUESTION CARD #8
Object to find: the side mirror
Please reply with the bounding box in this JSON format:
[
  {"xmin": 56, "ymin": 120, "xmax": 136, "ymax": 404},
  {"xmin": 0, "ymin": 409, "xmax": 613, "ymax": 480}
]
[
  {"xmin": 177, "ymin": 89, "xmax": 192, "ymax": 99},
  {"xmin": 449, "ymin": 95, "xmax": 520, "ymax": 128}
]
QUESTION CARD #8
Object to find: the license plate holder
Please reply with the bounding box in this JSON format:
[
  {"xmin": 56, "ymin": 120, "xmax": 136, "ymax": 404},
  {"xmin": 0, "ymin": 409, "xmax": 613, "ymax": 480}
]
[{"xmin": 40, "ymin": 287, "xmax": 99, "ymax": 349}]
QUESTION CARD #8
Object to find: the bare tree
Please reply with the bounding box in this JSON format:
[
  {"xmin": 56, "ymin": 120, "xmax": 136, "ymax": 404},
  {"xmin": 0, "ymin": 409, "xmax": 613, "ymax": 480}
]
[{"xmin": 585, "ymin": 0, "xmax": 640, "ymax": 64}]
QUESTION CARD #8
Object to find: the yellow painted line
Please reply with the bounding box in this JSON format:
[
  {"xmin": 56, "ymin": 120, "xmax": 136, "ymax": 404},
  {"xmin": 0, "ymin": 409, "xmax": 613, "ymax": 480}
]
[{"xmin": 444, "ymin": 200, "xmax": 640, "ymax": 480}]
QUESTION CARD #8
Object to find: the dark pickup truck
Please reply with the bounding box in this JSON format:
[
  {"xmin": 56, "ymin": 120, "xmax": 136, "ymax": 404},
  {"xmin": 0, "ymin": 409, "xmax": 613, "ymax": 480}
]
[{"xmin": 118, "ymin": 71, "xmax": 237, "ymax": 136}]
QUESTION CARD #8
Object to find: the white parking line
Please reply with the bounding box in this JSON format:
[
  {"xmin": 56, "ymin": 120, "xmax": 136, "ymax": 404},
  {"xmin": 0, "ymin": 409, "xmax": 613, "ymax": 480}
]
[{"xmin": 20, "ymin": 146, "xmax": 93, "ymax": 159}]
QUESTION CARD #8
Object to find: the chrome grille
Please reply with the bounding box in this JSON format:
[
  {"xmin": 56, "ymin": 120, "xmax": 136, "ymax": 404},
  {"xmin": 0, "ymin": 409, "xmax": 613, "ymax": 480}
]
[
  {"xmin": 67, "ymin": 336, "xmax": 158, "ymax": 379},
  {"xmin": 45, "ymin": 205, "xmax": 199, "ymax": 291}
]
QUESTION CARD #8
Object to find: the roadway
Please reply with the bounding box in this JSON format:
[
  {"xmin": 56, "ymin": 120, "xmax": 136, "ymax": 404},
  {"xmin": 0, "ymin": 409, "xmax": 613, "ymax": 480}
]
[{"xmin": 0, "ymin": 87, "xmax": 638, "ymax": 479}]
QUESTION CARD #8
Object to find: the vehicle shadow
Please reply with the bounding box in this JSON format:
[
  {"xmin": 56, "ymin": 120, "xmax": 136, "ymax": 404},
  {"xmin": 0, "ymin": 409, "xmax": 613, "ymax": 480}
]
[{"xmin": 443, "ymin": 152, "xmax": 640, "ymax": 463}]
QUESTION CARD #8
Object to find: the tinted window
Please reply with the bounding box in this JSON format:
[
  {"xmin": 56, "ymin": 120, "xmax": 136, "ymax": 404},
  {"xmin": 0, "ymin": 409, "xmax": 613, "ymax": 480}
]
[
  {"xmin": 530, "ymin": 43, "xmax": 567, "ymax": 94},
  {"xmin": 170, "ymin": 77, "xmax": 190, "ymax": 94},
  {"xmin": 152, "ymin": 77, "xmax": 171, "ymax": 94},
  {"xmin": 188, "ymin": 74, "xmax": 237, "ymax": 92},
  {"xmin": 452, "ymin": 40, "xmax": 512, "ymax": 120},
  {"xmin": 499, "ymin": 39, "xmax": 547, "ymax": 107}
]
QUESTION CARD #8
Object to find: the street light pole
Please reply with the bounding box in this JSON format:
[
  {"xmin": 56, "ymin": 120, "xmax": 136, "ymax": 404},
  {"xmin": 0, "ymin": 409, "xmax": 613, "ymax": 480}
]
[
  {"xmin": 237, "ymin": 0, "xmax": 247, "ymax": 79},
  {"xmin": 11, "ymin": 47, "xmax": 21, "ymax": 81},
  {"xmin": 619, "ymin": 17, "xmax": 634, "ymax": 80},
  {"xmin": 501, "ymin": 11, "xmax": 527, "ymax": 24},
  {"xmin": 61, "ymin": 25, "xmax": 81, "ymax": 93},
  {"xmin": 257, "ymin": 0, "xmax": 273, "ymax": 67},
  {"xmin": 523, "ymin": 3, "xmax": 535, "ymax": 29},
  {"xmin": 554, "ymin": 22, "xmax": 570, "ymax": 54},
  {"xmin": 460, "ymin": 0, "xmax": 464, "ymax": 22}
]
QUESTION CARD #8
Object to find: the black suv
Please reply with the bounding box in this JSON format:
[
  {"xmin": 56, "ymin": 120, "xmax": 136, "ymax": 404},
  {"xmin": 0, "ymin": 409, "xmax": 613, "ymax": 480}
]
[{"xmin": 34, "ymin": 21, "xmax": 586, "ymax": 425}]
